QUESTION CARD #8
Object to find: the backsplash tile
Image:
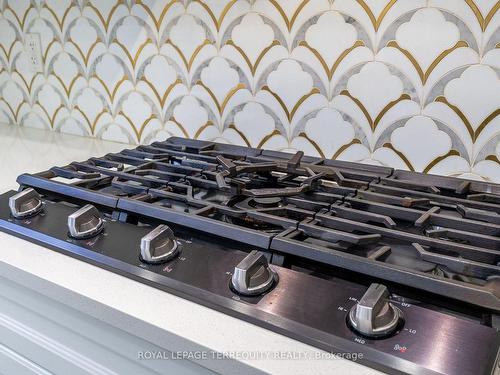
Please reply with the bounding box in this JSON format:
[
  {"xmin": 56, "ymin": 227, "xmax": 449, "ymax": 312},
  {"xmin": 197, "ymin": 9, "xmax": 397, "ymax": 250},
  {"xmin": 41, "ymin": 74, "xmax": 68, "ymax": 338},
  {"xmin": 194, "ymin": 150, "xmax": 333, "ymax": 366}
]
[{"xmin": 0, "ymin": 1, "xmax": 498, "ymax": 180}]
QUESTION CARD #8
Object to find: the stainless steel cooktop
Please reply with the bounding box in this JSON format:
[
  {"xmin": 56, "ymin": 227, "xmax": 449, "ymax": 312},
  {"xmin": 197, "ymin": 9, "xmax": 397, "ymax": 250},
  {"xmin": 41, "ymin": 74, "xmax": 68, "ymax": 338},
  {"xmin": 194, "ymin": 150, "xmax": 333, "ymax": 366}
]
[{"xmin": 0, "ymin": 137, "xmax": 498, "ymax": 374}]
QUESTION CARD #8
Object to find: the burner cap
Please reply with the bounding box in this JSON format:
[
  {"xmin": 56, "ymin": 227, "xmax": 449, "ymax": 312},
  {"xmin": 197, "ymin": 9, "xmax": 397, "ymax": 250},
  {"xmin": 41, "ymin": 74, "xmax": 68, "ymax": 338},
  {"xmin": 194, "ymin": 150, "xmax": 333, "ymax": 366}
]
[{"xmin": 251, "ymin": 197, "xmax": 283, "ymax": 208}]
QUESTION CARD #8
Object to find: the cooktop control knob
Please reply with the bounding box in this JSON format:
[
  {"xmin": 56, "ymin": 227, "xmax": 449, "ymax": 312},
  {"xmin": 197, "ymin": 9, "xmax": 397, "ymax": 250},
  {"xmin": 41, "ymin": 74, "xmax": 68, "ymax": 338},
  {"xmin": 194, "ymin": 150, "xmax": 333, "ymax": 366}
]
[
  {"xmin": 140, "ymin": 224, "xmax": 179, "ymax": 264},
  {"xmin": 9, "ymin": 188, "xmax": 43, "ymax": 218},
  {"xmin": 231, "ymin": 250, "xmax": 278, "ymax": 296},
  {"xmin": 68, "ymin": 204, "xmax": 104, "ymax": 239},
  {"xmin": 348, "ymin": 283, "xmax": 403, "ymax": 338}
]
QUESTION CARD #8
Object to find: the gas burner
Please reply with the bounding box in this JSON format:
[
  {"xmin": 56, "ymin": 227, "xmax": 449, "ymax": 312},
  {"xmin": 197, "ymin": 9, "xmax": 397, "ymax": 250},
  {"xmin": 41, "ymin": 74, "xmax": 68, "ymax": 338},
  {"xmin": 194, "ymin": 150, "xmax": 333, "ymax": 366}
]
[
  {"xmin": 248, "ymin": 196, "xmax": 283, "ymax": 208},
  {"xmin": 214, "ymin": 152, "xmax": 325, "ymax": 198}
]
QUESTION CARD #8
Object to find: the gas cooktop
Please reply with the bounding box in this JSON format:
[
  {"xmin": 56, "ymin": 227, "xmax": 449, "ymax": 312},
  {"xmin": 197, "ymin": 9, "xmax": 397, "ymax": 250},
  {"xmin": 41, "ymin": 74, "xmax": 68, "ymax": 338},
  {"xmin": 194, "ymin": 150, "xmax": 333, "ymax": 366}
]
[{"xmin": 0, "ymin": 137, "xmax": 498, "ymax": 374}]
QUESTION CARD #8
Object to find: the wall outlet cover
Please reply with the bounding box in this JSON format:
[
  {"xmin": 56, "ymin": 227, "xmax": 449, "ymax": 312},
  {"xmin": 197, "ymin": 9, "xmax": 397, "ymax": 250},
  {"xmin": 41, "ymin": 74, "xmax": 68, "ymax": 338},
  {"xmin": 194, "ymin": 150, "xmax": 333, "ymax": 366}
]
[{"xmin": 24, "ymin": 33, "xmax": 43, "ymax": 73}]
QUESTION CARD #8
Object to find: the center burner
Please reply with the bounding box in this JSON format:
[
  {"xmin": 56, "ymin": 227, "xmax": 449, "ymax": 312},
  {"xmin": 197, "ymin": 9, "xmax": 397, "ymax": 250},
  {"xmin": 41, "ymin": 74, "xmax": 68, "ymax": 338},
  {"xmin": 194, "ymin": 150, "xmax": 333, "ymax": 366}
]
[{"xmin": 249, "ymin": 196, "xmax": 283, "ymax": 208}]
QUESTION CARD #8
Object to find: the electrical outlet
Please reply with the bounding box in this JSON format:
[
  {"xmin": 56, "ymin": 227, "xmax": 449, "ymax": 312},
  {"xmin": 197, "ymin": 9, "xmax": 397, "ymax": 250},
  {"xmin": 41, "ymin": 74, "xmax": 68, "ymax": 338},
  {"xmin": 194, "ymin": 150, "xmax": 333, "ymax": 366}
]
[{"xmin": 24, "ymin": 33, "xmax": 43, "ymax": 73}]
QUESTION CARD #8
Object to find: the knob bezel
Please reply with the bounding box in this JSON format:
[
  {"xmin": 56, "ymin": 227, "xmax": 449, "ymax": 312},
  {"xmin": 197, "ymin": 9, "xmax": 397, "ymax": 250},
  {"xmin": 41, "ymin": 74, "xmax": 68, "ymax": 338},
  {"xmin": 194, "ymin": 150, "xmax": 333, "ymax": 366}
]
[
  {"xmin": 230, "ymin": 250, "xmax": 279, "ymax": 297},
  {"xmin": 9, "ymin": 188, "xmax": 43, "ymax": 219},
  {"xmin": 347, "ymin": 283, "xmax": 404, "ymax": 338},
  {"xmin": 348, "ymin": 303, "xmax": 403, "ymax": 339},
  {"xmin": 140, "ymin": 224, "xmax": 180, "ymax": 264},
  {"xmin": 68, "ymin": 204, "xmax": 104, "ymax": 239}
]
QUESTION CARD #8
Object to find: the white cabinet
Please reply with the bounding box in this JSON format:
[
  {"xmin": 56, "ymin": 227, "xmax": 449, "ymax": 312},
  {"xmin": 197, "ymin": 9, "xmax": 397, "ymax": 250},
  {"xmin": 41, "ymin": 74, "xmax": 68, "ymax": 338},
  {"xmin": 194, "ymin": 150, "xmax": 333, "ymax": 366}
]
[{"xmin": 0, "ymin": 276, "xmax": 214, "ymax": 375}]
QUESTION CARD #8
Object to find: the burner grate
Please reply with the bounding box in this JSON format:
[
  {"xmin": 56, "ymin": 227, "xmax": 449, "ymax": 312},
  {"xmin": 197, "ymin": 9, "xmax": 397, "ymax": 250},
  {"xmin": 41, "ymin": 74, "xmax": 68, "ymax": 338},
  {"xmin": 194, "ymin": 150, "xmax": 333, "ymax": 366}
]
[
  {"xmin": 271, "ymin": 213, "xmax": 500, "ymax": 311},
  {"xmin": 13, "ymin": 136, "xmax": 500, "ymax": 311}
]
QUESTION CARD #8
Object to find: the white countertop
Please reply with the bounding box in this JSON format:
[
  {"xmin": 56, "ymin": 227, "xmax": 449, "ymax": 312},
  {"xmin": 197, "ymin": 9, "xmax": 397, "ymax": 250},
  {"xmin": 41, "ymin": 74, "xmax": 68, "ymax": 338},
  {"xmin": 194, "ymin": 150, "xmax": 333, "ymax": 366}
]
[{"xmin": 0, "ymin": 125, "xmax": 381, "ymax": 375}]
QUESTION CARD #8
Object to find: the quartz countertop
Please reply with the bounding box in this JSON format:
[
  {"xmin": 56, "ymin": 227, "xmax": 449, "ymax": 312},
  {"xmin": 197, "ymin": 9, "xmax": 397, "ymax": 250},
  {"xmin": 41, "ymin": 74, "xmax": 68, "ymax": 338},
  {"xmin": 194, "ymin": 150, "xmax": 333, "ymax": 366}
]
[{"xmin": 0, "ymin": 125, "xmax": 380, "ymax": 375}]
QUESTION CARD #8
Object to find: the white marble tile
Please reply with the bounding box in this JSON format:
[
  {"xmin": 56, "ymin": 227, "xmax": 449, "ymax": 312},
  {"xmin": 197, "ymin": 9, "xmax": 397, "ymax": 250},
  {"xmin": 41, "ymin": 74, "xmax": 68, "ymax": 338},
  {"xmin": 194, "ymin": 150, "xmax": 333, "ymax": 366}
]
[{"xmin": 0, "ymin": 1, "xmax": 498, "ymax": 181}]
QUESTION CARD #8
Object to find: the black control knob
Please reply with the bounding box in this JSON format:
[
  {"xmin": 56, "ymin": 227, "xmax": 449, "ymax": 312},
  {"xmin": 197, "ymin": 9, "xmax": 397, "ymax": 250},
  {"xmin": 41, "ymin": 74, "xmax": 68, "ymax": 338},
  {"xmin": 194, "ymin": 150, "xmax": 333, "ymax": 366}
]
[
  {"xmin": 231, "ymin": 251, "xmax": 278, "ymax": 296},
  {"xmin": 68, "ymin": 204, "xmax": 104, "ymax": 239},
  {"xmin": 348, "ymin": 283, "xmax": 403, "ymax": 338},
  {"xmin": 9, "ymin": 188, "xmax": 43, "ymax": 218},
  {"xmin": 140, "ymin": 224, "xmax": 179, "ymax": 264}
]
